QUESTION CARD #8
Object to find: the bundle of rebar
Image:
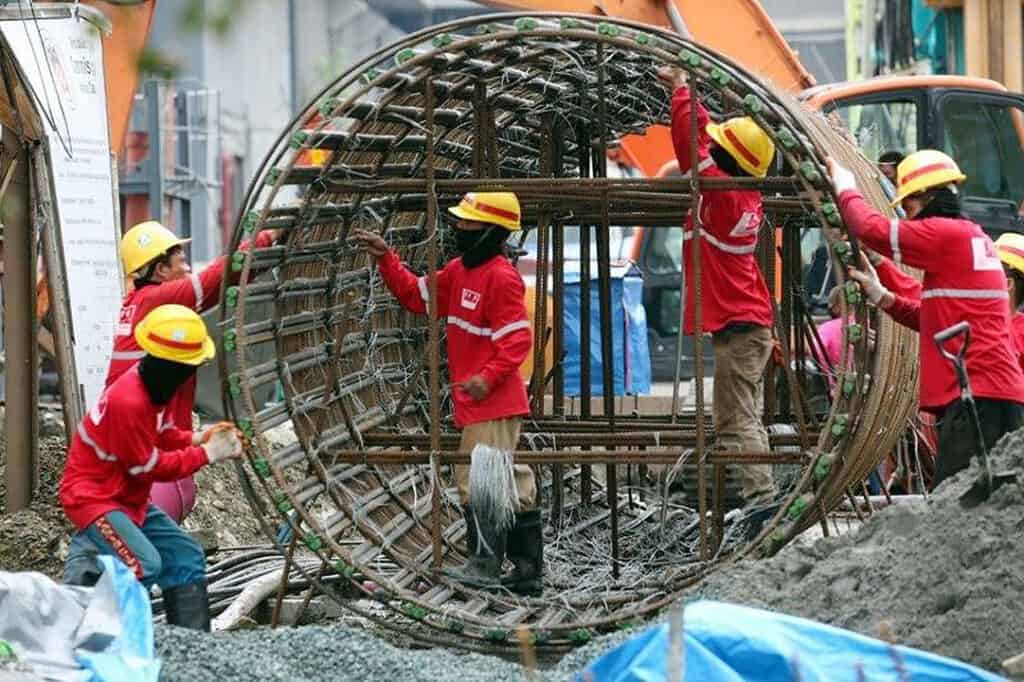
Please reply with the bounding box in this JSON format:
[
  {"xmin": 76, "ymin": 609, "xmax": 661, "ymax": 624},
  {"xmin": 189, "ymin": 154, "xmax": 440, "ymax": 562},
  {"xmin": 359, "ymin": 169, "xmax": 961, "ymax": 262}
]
[{"xmin": 217, "ymin": 12, "xmax": 919, "ymax": 651}]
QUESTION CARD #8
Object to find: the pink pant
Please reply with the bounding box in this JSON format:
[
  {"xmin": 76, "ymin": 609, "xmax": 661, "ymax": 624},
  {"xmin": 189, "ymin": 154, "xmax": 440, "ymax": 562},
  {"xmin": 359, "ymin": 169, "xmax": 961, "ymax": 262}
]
[{"xmin": 149, "ymin": 476, "xmax": 197, "ymax": 524}]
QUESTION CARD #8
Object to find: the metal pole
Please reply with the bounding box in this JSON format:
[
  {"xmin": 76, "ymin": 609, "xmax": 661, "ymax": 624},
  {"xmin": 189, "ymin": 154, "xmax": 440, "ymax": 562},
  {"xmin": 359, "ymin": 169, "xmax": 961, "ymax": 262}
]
[
  {"xmin": 3, "ymin": 132, "xmax": 37, "ymax": 513},
  {"xmin": 424, "ymin": 78, "xmax": 443, "ymax": 574},
  {"xmin": 595, "ymin": 42, "xmax": 620, "ymax": 578},
  {"xmin": 577, "ymin": 115, "xmax": 593, "ymax": 508},
  {"xmin": 551, "ymin": 120, "xmax": 566, "ymax": 530}
]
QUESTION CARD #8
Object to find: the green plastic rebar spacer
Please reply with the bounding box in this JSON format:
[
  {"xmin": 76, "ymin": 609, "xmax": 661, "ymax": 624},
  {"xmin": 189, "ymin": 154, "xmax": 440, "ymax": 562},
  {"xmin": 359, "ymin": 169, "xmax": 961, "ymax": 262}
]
[
  {"xmin": 742, "ymin": 93, "xmax": 763, "ymax": 112},
  {"xmin": 223, "ymin": 329, "xmax": 236, "ymax": 352},
  {"xmin": 814, "ymin": 454, "xmax": 834, "ymax": 481},
  {"xmin": 394, "ymin": 48, "xmax": 416, "ymax": 65},
  {"xmin": 832, "ymin": 240, "xmax": 852, "ymax": 264},
  {"xmin": 228, "ymin": 374, "xmax": 241, "ymax": 398},
  {"xmin": 776, "ymin": 128, "xmax": 798, "ymax": 150},
  {"xmin": 230, "ymin": 251, "xmax": 246, "ymax": 273},
  {"xmin": 597, "ymin": 22, "xmax": 620, "ymax": 36},
  {"xmin": 514, "ymin": 17, "xmax": 539, "ymax": 31},
  {"xmin": 242, "ymin": 210, "xmax": 259, "ymax": 234},
  {"xmin": 569, "ymin": 628, "xmax": 592, "ymax": 644},
  {"xmin": 432, "ymin": 33, "xmax": 453, "ymax": 48},
  {"xmin": 677, "ymin": 49, "xmax": 701, "ymax": 68},
  {"xmin": 633, "ymin": 31, "xmax": 650, "ymax": 45},
  {"xmin": 263, "ymin": 168, "xmax": 281, "ymax": 186},
  {"xmin": 252, "ymin": 458, "xmax": 270, "ymax": 479},
  {"xmin": 0, "ymin": 640, "xmax": 15, "ymax": 661},
  {"xmin": 842, "ymin": 376, "xmax": 856, "ymax": 396},
  {"xmin": 799, "ymin": 161, "xmax": 822, "ymax": 184},
  {"xmin": 476, "ymin": 23, "xmax": 495, "ymax": 34},
  {"xmin": 831, "ymin": 413, "xmax": 849, "ymax": 437},
  {"xmin": 289, "ymin": 130, "xmax": 309, "ymax": 150},
  {"xmin": 845, "ymin": 323, "xmax": 863, "ymax": 344},
  {"xmin": 273, "ymin": 492, "xmax": 292, "ymax": 513},
  {"xmin": 447, "ymin": 619, "xmax": 465, "ymax": 633},
  {"xmin": 787, "ymin": 494, "xmax": 811, "ymax": 521},
  {"xmin": 822, "ymin": 202, "xmax": 842, "ymax": 226},
  {"xmin": 710, "ymin": 68, "xmax": 732, "ymax": 87},
  {"xmin": 225, "ymin": 285, "xmax": 239, "ymax": 308},
  {"xmin": 844, "ymin": 280, "xmax": 862, "ymax": 305},
  {"xmin": 360, "ymin": 68, "xmax": 380, "ymax": 84},
  {"xmin": 485, "ymin": 628, "xmax": 509, "ymax": 643},
  {"xmin": 318, "ymin": 98, "xmax": 339, "ymax": 118},
  {"xmin": 303, "ymin": 533, "xmax": 322, "ymax": 551},
  {"xmin": 402, "ymin": 603, "xmax": 428, "ymax": 620},
  {"xmin": 334, "ymin": 559, "xmax": 356, "ymax": 579},
  {"xmin": 238, "ymin": 418, "xmax": 254, "ymax": 439},
  {"xmin": 533, "ymin": 629, "xmax": 552, "ymax": 644}
]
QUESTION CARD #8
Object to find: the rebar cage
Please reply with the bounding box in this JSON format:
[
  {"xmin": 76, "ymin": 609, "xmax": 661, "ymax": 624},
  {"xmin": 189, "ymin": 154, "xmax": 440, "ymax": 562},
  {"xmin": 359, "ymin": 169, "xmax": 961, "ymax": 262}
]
[{"xmin": 219, "ymin": 13, "xmax": 919, "ymax": 650}]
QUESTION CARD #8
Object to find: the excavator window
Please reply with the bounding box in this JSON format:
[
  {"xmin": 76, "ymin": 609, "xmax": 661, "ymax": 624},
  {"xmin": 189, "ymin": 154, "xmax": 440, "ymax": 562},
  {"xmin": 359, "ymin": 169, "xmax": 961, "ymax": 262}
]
[
  {"xmin": 833, "ymin": 99, "xmax": 919, "ymax": 162},
  {"xmin": 939, "ymin": 97, "xmax": 1024, "ymax": 211}
]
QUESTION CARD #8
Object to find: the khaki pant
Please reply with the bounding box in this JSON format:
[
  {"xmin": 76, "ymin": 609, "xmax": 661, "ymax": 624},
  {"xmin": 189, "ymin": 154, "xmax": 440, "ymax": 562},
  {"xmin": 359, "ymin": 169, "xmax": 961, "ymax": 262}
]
[
  {"xmin": 455, "ymin": 417, "xmax": 537, "ymax": 510},
  {"xmin": 712, "ymin": 325, "xmax": 776, "ymax": 499}
]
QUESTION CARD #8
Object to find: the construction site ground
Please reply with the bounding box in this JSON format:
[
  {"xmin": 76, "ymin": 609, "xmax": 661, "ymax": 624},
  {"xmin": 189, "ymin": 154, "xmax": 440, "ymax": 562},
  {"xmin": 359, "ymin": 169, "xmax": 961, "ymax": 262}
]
[{"xmin": 2, "ymin": 419, "xmax": 1023, "ymax": 679}]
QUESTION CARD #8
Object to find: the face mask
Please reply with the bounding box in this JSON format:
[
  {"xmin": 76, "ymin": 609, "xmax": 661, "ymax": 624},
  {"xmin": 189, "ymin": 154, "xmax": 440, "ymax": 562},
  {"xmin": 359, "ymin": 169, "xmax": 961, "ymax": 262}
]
[{"xmin": 454, "ymin": 228, "xmax": 485, "ymax": 254}]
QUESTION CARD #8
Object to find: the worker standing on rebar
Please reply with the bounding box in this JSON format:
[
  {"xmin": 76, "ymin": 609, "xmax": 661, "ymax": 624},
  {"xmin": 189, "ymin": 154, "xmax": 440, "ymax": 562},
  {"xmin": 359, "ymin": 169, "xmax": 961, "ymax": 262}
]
[
  {"xmin": 109, "ymin": 220, "xmax": 279, "ymax": 525},
  {"xmin": 828, "ymin": 150, "xmax": 1024, "ymax": 484},
  {"xmin": 351, "ymin": 192, "xmax": 540, "ymax": 595},
  {"xmin": 658, "ymin": 66, "xmax": 777, "ymax": 505},
  {"xmin": 60, "ymin": 305, "xmax": 244, "ymax": 631}
]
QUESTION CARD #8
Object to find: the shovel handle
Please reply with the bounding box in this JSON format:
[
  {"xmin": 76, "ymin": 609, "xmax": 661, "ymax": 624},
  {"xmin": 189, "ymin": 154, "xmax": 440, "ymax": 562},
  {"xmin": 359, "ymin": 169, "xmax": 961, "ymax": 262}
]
[{"xmin": 933, "ymin": 321, "xmax": 970, "ymax": 362}]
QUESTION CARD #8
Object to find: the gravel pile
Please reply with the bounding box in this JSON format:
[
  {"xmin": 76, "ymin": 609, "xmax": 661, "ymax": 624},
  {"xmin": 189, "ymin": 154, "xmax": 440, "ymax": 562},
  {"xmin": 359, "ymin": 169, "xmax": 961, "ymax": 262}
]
[{"xmin": 695, "ymin": 426, "xmax": 1024, "ymax": 673}]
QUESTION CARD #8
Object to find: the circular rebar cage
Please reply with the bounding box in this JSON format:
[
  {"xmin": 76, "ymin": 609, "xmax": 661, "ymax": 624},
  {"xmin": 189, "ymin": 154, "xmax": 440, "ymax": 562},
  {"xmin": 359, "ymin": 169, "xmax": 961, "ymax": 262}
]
[{"xmin": 220, "ymin": 13, "xmax": 919, "ymax": 649}]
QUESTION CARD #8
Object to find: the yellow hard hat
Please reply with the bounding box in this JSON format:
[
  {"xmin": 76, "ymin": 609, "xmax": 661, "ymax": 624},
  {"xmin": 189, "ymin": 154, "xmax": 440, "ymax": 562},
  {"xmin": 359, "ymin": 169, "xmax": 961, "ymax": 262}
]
[
  {"xmin": 121, "ymin": 220, "xmax": 191, "ymax": 276},
  {"xmin": 134, "ymin": 304, "xmax": 215, "ymax": 366},
  {"xmin": 891, "ymin": 149, "xmax": 966, "ymax": 206},
  {"xmin": 996, "ymin": 233, "xmax": 1024, "ymax": 275},
  {"xmin": 706, "ymin": 116, "xmax": 775, "ymax": 178},
  {"xmin": 447, "ymin": 192, "xmax": 522, "ymax": 231}
]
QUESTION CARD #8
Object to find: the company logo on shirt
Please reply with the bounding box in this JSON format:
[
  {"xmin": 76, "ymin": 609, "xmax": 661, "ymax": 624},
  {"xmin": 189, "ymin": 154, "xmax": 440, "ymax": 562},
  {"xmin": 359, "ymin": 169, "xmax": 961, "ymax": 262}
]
[
  {"xmin": 461, "ymin": 288, "xmax": 482, "ymax": 310},
  {"xmin": 116, "ymin": 305, "xmax": 136, "ymax": 337},
  {"xmin": 972, "ymin": 237, "xmax": 1001, "ymax": 272},
  {"xmin": 729, "ymin": 211, "xmax": 762, "ymax": 238}
]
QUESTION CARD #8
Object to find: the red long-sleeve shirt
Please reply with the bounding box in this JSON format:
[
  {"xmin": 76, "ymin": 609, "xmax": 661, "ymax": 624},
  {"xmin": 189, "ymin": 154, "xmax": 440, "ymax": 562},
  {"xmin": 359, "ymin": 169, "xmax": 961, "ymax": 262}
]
[
  {"xmin": 106, "ymin": 233, "xmax": 275, "ymax": 430},
  {"xmin": 59, "ymin": 368, "xmax": 210, "ymax": 529},
  {"xmin": 1012, "ymin": 312, "xmax": 1024, "ymax": 373},
  {"xmin": 838, "ymin": 190, "xmax": 1024, "ymax": 412},
  {"xmin": 874, "ymin": 257, "xmax": 924, "ymax": 330},
  {"xmin": 377, "ymin": 250, "xmax": 531, "ymax": 428},
  {"xmin": 670, "ymin": 86, "xmax": 773, "ymax": 334}
]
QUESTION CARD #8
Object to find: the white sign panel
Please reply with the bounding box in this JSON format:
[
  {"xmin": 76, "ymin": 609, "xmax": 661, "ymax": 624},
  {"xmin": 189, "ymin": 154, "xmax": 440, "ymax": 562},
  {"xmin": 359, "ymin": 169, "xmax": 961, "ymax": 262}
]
[{"xmin": 2, "ymin": 14, "xmax": 120, "ymax": 407}]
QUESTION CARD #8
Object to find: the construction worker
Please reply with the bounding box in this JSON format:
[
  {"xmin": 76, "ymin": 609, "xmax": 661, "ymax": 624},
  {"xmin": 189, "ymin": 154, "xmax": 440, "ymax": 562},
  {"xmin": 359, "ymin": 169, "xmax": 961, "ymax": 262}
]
[
  {"xmin": 659, "ymin": 66, "xmax": 777, "ymax": 504},
  {"xmin": 351, "ymin": 192, "xmax": 539, "ymax": 595},
  {"xmin": 995, "ymin": 233, "xmax": 1024, "ymax": 372},
  {"xmin": 111, "ymin": 220, "xmax": 279, "ymax": 524},
  {"xmin": 877, "ymin": 150, "xmax": 905, "ymax": 186},
  {"xmin": 60, "ymin": 305, "xmax": 243, "ymax": 630},
  {"xmin": 828, "ymin": 150, "xmax": 1024, "ymax": 484}
]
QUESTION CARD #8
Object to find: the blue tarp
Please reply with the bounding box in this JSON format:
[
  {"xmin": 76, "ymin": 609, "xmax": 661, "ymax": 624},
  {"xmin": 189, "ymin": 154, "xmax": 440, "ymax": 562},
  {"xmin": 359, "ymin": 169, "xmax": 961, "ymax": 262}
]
[
  {"xmin": 563, "ymin": 261, "xmax": 651, "ymax": 396},
  {"xmin": 578, "ymin": 600, "xmax": 1003, "ymax": 682}
]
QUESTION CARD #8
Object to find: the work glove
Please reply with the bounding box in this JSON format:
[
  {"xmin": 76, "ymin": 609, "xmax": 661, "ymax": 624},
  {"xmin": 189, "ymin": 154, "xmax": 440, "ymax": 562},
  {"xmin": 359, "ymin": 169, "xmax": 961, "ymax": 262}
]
[
  {"xmin": 202, "ymin": 427, "xmax": 243, "ymax": 463},
  {"xmin": 847, "ymin": 262, "xmax": 890, "ymax": 305},
  {"xmin": 192, "ymin": 421, "xmax": 236, "ymax": 445},
  {"xmin": 827, "ymin": 158, "xmax": 858, "ymax": 195}
]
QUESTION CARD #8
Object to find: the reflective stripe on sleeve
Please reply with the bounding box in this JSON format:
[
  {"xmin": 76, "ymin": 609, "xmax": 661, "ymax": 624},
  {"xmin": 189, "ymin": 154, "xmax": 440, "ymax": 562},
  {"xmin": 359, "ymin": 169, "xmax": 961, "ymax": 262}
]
[
  {"xmin": 920, "ymin": 288, "xmax": 1008, "ymax": 300},
  {"xmin": 77, "ymin": 423, "xmax": 117, "ymax": 462},
  {"xmin": 682, "ymin": 230, "xmax": 758, "ymax": 255},
  {"xmin": 128, "ymin": 448, "xmax": 160, "ymax": 476},
  {"xmin": 492, "ymin": 319, "xmax": 531, "ymax": 340},
  {"xmin": 890, "ymin": 218, "xmax": 902, "ymax": 264},
  {"xmin": 189, "ymin": 273, "xmax": 204, "ymax": 310}
]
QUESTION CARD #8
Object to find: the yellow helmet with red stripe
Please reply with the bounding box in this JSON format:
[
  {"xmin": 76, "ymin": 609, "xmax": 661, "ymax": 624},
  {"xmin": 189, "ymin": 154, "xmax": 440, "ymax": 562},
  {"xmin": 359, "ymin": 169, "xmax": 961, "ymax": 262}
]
[
  {"xmin": 891, "ymin": 149, "xmax": 967, "ymax": 206},
  {"xmin": 134, "ymin": 304, "xmax": 215, "ymax": 366},
  {"xmin": 447, "ymin": 192, "xmax": 522, "ymax": 231},
  {"xmin": 996, "ymin": 233, "xmax": 1024, "ymax": 275},
  {"xmin": 706, "ymin": 116, "xmax": 775, "ymax": 178}
]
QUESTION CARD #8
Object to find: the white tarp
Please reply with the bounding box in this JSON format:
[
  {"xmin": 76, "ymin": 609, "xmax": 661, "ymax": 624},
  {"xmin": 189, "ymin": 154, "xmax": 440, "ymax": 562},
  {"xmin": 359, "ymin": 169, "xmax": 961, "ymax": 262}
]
[{"xmin": 1, "ymin": 11, "xmax": 120, "ymax": 407}]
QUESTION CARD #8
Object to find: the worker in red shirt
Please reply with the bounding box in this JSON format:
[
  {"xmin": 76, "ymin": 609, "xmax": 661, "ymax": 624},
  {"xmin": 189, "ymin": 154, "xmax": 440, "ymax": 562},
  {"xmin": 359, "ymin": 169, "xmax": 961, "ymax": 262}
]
[
  {"xmin": 829, "ymin": 150, "xmax": 1024, "ymax": 484},
  {"xmin": 110, "ymin": 220, "xmax": 278, "ymax": 523},
  {"xmin": 660, "ymin": 66, "xmax": 777, "ymax": 504},
  {"xmin": 60, "ymin": 305, "xmax": 244, "ymax": 630},
  {"xmin": 352, "ymin": 192, "xmax": 538, "ymax": 594}
]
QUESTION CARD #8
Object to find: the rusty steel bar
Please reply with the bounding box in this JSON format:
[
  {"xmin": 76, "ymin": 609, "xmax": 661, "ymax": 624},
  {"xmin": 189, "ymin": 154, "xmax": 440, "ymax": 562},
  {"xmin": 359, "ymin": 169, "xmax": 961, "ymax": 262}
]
[
  {"xmin": 424, "ymin": 78, "xmax": 443, "ymax": 575},
  {"xmin": 687, "ymin": 71, "xmax": 709, "ymax": 562},
  {"xmin": 551, "ymin": 118, "xmax": 567, "ymax": 530},
  {"xmin": 319, "ymin": 449, "xmax": 806, "ymax": 466},
  {"xmin": 358, "ymin": 431, "xmax": 810, "ymax": 448},
  {"xmin": 577, "ymin": 111, "xmax": 593, "ymax": 509}
]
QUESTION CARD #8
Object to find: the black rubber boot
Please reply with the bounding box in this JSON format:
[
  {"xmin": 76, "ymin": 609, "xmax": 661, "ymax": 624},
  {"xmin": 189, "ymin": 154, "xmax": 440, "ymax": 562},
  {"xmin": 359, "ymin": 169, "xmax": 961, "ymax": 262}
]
[
  {"xmin": 163, "ymin": 581, "xmax": 211, "ymax": 632},
  {"xmin": 444, "ymin": 506, "xmax": 505, "ymax": 589},
  {"xmin": 504, "ymin": 509, "xmax": 543, "ymax": 596}
]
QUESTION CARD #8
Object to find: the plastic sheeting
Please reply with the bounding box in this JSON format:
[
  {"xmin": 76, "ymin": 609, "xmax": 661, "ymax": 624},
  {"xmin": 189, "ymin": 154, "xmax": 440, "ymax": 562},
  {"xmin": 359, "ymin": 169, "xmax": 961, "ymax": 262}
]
[
  {"xmin": 578, "ymin": 600, "xmax": 1004, "ymax": 682},
  {"xmin": 562, "ymin": 261, "xmax": 651, "ymax": 396},
  {"xmin": 0, "ymin": 557, "xmax": 160, "ymax": 681}
]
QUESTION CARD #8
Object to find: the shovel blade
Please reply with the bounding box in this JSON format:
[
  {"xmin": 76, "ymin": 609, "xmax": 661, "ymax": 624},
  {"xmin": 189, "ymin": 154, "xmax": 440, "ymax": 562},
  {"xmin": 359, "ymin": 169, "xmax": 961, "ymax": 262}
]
[{"xmin": 958, "ymin": 470, "xmax": 1018, "ymax": 508}]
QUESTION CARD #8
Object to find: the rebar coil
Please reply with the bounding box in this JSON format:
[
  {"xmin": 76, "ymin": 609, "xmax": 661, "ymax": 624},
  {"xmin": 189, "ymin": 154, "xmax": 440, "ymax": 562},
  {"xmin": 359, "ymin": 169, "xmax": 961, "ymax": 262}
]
[{"xmin": 219, "ymin": 13, "xmax": 919, "ymax": 650}]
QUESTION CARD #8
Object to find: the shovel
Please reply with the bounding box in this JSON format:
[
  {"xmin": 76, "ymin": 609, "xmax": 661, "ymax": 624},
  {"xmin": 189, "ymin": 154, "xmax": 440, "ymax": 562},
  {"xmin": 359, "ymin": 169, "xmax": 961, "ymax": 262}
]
[{"xmin": 934, "ymin": 322, "xmax": 1017, "ymax": 506}]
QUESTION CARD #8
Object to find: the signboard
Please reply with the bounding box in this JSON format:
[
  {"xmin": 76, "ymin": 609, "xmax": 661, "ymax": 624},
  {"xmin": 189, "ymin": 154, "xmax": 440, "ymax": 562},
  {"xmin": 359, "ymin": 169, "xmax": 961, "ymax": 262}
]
[{"xmin": 1, "ymin": 12, "xmax": 120, "ymax": 407}]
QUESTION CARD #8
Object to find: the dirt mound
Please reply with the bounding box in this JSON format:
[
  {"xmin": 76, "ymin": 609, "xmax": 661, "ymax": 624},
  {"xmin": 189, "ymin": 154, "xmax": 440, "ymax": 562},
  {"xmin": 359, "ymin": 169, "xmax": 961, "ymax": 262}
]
[{"xmin": 695, "ymin": 427, "xmax": 1024, "ymax": 673}]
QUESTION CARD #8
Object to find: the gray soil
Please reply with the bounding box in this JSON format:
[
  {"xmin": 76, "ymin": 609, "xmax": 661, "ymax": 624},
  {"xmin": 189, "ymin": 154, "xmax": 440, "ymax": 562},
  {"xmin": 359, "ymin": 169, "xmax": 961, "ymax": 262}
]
[{"xmin": 694, "ymin": 426, "xmax": 1024, "ymax": 673}]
